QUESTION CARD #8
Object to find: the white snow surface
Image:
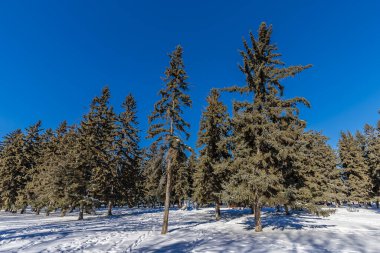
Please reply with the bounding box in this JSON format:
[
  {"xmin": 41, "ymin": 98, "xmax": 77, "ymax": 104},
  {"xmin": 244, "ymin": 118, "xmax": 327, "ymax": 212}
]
[{"xmin": 0, "ymin": 206, "xmax": 379, "ymax": 252}]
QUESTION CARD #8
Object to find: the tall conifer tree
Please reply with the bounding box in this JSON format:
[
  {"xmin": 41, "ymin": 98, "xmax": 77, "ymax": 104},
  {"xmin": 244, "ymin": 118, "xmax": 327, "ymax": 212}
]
[
  {"xmin": 339, "ymin": 131, "xmax": 372, "ymax": 203},
  {"xmin": 193, "ymin": 89, "xmax": 230, "ymax": 220},
  {"xmin": 0, "ymin": 130, "xmax": 26, "ymax": 212},
  {"xmin": 17, "ymin": 121, "xmax": 43, "ymax": 213},
  {"xmin": 148, "ymin": 45, "xmax": 192, "ymax": 234},
  {"xmin": 115, "ymin": 94, "xmax": 141, "ymax": 207},
  {"xmin": 223, "ymin": 23, "xmax": 310, "ymax": 232}
]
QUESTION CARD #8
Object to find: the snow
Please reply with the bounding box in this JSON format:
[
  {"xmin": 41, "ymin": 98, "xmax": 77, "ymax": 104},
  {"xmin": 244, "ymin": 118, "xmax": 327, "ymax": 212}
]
[{"xmin": 0, "ymin": 207, "xmax": 379, "ymax": 252}]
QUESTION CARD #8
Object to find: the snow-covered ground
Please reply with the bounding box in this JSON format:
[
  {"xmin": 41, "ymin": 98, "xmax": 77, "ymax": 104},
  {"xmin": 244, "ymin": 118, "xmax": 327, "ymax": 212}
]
[{"xmin": 0, "ymin": 206, "xmax": 379, "ymax": 252}]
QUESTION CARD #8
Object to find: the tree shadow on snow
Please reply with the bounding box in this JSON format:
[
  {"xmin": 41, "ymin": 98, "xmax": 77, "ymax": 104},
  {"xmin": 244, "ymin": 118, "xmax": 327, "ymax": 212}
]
[{"xmin": 242, "ymin": 211, "xmax": 335, "ymax": 231}]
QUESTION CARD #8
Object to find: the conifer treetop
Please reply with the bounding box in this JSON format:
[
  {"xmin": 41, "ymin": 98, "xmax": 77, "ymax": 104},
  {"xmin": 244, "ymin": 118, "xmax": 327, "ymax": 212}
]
[{"xmin": 148, "ymin": 45, "xmax": 192, "ymax": 146}]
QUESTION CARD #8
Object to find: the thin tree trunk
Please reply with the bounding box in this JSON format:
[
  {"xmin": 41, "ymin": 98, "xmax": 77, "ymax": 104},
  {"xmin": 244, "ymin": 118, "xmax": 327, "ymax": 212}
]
[
  {"xmin": 178, "ymin": 199, "xmax": 182, "ymax": 209},
  {"xmin": 107, "ymin": 200, "xmax": 113, "ymax": 216},
  {"xmin": 215, "ymin": 201, "xmax": 221, "ymax": 220},
  {"xmin": 60, "ymin": 208, "xmax": 67, "ymax": 217},
  {"xmin": 284, "ymin": 204, "xmax": 290, "ymax": 215},
  {"xmin": 251, "ymin": 205, "xmax": 255, "ymax": 214},
  {"xmin": 78, "ymin": 202, "xmax": 84, "ymax": 220},
  {"xmin": 46, "ymin": 208, "xmax": 50, "ymax": 216},
  {"xmin": 376, "ymin": 197, "xmax": 379, "ymax": 209},
  {"xmin": 161, "ymin": 158, "xmax": 172, "ymax": 235},
  {"xmin": 36, "ymin": 208, "xmax": 40, "ymax": 215},
  {"xmin": 254, "ymin": 201, "xmax": 262, "ymax": 232}
]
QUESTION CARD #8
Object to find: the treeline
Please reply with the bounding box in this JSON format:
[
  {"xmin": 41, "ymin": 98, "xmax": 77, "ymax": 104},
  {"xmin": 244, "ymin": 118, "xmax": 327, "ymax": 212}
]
[{"xmin": 0, "ymin": 23, "xmax": 379, "ymax": 234}]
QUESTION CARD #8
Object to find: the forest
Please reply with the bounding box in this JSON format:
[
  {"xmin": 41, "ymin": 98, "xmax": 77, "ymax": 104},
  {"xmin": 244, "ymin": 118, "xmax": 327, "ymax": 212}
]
[{"xmin": 0, "ymin": 22, "xmax": 379, "ymax": 236}]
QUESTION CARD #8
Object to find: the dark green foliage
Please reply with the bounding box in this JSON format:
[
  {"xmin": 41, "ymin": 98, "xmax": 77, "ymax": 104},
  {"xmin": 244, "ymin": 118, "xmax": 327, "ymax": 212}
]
[
  {"xmin": 172, "ymin": 147, "xmax": 193, "ymax": 206},
  {"xmin": 339, "ymin": 131, "xmax": 372, "ymax": 203},
  {"xmin": 0, "ymin": 130, "xmax": 26, "ymax": 211},
  {"xmin": 295, "ymin": 131, "xmax": 345, "ymax": 206},
  {"xmin": 79, "ymin": 87, "xmax": 118, "ymax": 215},
  {"xmin": 17, "ymin": 121, "xmax": 43, "ymax": 212},
  {"xmin": 142, "ymin": 144, "xmax": 166, "ymax": 207},
  {"xmin": 223, "ymin": 22, "xmax": 310, "ymax": 232},
  {"xmin": 147, "ymin": 45, "xmax": 192, "ymax": 234},
  {"xmin": 193, "ymin": 89, "xmax": 230, "ymax": 219},
  {"xmin": 360, "ymin": 124, "xmax": 380, "ymax": 206},
  {"xmin": 115, "ymin": 94, "xmax": 142, "ymax": 207}
]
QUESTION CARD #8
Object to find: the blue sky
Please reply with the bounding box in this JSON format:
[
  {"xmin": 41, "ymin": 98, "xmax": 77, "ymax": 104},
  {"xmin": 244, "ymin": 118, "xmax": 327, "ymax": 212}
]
[{"xmin": 0, "ymin": 0, "xmax": 379, "ymax": 149}]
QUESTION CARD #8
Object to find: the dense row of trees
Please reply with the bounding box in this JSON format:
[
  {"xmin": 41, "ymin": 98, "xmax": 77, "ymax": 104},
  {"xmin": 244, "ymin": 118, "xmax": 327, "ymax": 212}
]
[{"xmin": 0, "ymin": 23, "xmax": 379, "ymax": 234}]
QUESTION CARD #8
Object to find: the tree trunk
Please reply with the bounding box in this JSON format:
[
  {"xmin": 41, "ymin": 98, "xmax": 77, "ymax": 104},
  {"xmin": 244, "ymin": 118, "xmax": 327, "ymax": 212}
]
[
  {"xmin": 215, "ymin": 201, "xmax": 221, "ymax": 220},
  {"xmin": 254, "ymin": 202, "xmax": 262, "ymax": 232},
  {"xmin": 284, "ymin": 204, "xmax": 290, "ymax": 215},
  {"xmin": 78, "ymin": 202, "xmax": 84, "ymax": 220},
  {"xmin": 178, "ymin": 199, "xmax": 182, "ymax": 209},
  {"xmin": 60, "ymin": 208, "xmax": 67, "ymax": 217},
  {"xmin": 20, "ymin": 207, "xmax": 26, "ymax": 214},
  {"xmin": 107, "ymin": 200, "xmax": 113, "ymax": 216},
  {"xmin": 376, "ymin": 198, "xmax": 379, "ymax": 209},
  {"xmin": 36, "ymin": 208, "xmax": 40, "ymax": 215},
  {"xmin": 161, "ymin": 158, "xmax": 172, "ymax": 235}
]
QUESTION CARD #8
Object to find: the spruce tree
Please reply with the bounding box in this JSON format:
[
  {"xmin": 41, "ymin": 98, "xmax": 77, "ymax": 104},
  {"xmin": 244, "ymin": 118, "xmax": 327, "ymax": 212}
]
[
  {"xmin": 223, "ymin": 23, "xmax": 310, "ymax": 232},
  {"xmin": 148, "ymin": 45, "xmax": 192, "ymax": 234},
  {"xmin": 17, "ymin": 121, "xmax": 43, "ymax": 213},
  {"xmin": 79, "ymin": 87, "xmax": 118, "ymax": 216},
  {"xmin": 172, "ymin": 147, "xmax": 191, "ymax": 208},
  {"xmin": 142, "ymin": 144, "xmax": 166, "ymax": 207},
  {"xmin": 339, "ymin": 131, "xmax": 372, "ymax": 203},
  {"xmin": 193, "ymin": 89, "xmax": 230, "ymax": 220},
  {"xmin": 363, "ymin": 124, "xmax": 380, "ymax": 207},
  {"xmin": 27, "ymin": 128, "xmax": 55, "ymax": 214},
  {"xmin": 62, "ymin": 125, "xmax": 89, "ymax": 218},
  {"xmin": 0, "ymin": 130, "xmax": 26, "ymax": 212},
  {"xmin": 295, "ymin": 131, "xmax": 344, "ymax": 208},
  {"xmin": 115, "ymin": 94, "xmax": 141, "ymax": 207}
]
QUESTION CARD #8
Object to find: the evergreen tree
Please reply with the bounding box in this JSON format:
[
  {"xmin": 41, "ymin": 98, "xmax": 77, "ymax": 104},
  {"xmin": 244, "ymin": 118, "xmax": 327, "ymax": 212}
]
[
  {"xmin": 193, "ymin": 89, "xmax": 230, "ymax": 220},
  {"xmin": 0, "ymin": 130, "xmax": 26, "ymax": 212},
  {"xmin": 79, "ymin": 87, "xmax": 118, "ymax": 217},
  {"xmin": 223, "ymin": 23, "xmax": 310, "ymax": 232},
  {"xmin": 27, "ymin": 128, "xmax": 55, "ymax": 215},
  {"xmin": 339, "ymin": 131, "xmax": 372, "ymax": 203},
  {"xmin": 172, "ymin": 147, "xmax": 191, "ymax": 208},
  {"xmin": 148, "ymin": 45, "xmax": 192, "ymax": 234},
  {"xmin": 62, "ymin": 125, "xmax": 89, "ymax": 218},
  {"xmin": 142, "ymin": 144, "xmax": 166, "ymax": 207},
  {"xmin": 17, "ymin": 121, "xmax": 43, "ymax": 213},
  {"xmin": 363, "ymin": 124, "xmax": 380, "ymax": 207},
  {"xmin": 295, "ymin": 131, "xmax": 344, "ymax": 208},
  {"xmin": 115, "ymin": 94, "xmax": 141, "ymax": 207}
]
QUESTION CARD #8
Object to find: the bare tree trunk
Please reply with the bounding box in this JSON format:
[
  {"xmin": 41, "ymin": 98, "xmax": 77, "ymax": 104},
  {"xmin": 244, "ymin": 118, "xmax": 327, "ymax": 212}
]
[
  {"xmin": 376, "ymin": 197, "xmax": 379, "ymax": 209},
  {"xmin": 178, "ymin": 199, "xmax": 182, "ymax": 209},
  {"xmin": 254, "ymin": 201, "xmax": 262, "ymax": 232},
  {"xmin": 60, "ymin": 208, "xmax": 67, "ymax": 217},
  {"xmin": 78, "ymin": 202, "xmax": 84, "ymax": 220},
  {"xmin": 161, "ymin": 158, "xmax": 172, "ymax": 235},
  {"xmin": 215, "ymin": 201, "xmax": 221, "ymax": 220},
  {"xmin": 107, "ymin": 200, "xmax": 113, "ymax": 216},
  {"xmin": 284, "ymin": 204, "xmax": 290, "ymax": 215}
]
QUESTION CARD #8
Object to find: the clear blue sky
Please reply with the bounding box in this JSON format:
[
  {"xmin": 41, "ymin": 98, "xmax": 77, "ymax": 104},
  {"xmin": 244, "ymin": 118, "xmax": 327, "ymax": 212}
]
[{"xmin": 0, "ymin": 0, "xmax": 379, "ymax": 149}]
